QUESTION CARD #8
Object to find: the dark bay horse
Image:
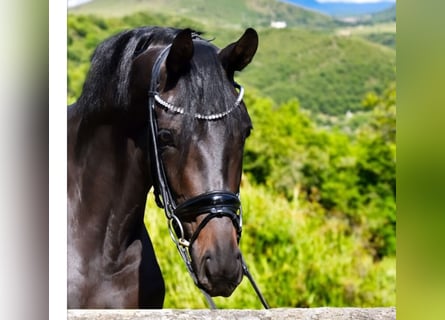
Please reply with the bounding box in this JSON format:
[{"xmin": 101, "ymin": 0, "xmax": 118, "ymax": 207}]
[{"xmin": 67, "ymin": 26, "xmax": 258, "ymax": 308}]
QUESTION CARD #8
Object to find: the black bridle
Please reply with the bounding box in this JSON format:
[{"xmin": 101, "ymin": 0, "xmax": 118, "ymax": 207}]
[{"xmin": 147, "ymin": 41, "xmax": 269, "ymax": 309}]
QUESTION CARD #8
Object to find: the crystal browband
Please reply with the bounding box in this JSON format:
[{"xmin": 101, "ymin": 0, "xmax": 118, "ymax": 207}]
[{"xmin": 152, "ymin": 83, "xmax": 244, "ymax": 120}]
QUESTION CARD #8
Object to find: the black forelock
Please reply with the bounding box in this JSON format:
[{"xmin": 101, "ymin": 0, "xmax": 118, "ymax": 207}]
[
  {"xmin": 166, "ymin": 40, "xmax": 251, "ymax": 159},
  {"xmin": 174, "ymin": 40, "xmax": 235, "ymax": 117}
]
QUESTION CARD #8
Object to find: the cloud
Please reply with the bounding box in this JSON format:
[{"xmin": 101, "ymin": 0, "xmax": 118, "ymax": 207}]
[{"xmin": 316, "ymin": 0, "xmax": 395, "ymax": 3}]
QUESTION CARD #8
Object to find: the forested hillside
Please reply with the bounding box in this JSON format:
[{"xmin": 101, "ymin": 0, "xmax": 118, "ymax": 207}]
[
  {"xmin": 67, "ymin": 2, "xmax": 396, "ymax": 308},
  {"xmin": 237, "ymin": 28, "xmax": 394, "ymax": 114}
]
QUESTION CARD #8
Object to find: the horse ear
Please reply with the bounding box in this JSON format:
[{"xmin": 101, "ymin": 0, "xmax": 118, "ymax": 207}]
[
  {"xmin": 219, "ymin": 28, "xmax": 258, "ymax": 79},
  {"xmin": 166, "ymin": 28, "xmax": 194, "ymax": 77}
]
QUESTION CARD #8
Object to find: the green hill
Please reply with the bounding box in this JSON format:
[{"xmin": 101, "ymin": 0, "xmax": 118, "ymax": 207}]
[
  {"xmin": 69, "ymin": 0, "xmax": 341, "ymax": 30},
  {"xmin": 237, "ymin": 28, "xmax": 395, "ymax": 114}
]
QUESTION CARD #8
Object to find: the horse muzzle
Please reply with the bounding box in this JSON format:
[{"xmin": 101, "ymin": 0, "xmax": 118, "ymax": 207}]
[
  {"xmin": 195, "ymin": 246, "xmax": 243, "ymax": 297},
  {"xmin": 174, "ymin": 191, "xmax": 244, "ymax": 297}
]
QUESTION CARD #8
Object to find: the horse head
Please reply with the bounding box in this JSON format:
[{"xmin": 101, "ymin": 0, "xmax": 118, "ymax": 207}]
[{"xmin": 137, "ymin": 28, "xmax": 258, "ymax": 297}]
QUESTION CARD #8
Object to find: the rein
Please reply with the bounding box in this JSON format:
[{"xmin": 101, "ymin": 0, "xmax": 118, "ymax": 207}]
[{"xmin": 148, "ymin": 42, "xmax": 269, "ymax": 309}]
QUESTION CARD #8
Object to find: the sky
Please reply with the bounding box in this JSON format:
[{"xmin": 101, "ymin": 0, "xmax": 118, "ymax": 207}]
[
  {"xmin": 67, "ymin": 0, "xmax": 396, "ymax": 8},
  {"xmin": 67, "ymin": 0, "xmax": 396, "ymax": 9},
  {"xmin": 316, "ymin": 0, "xmax": 395, "ymax": 3}
]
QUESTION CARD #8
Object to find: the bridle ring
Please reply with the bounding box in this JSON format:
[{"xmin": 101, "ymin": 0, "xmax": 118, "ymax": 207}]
[{"xmin": 168, "ymin": 214, "xmax": 190, "ymax": 247}]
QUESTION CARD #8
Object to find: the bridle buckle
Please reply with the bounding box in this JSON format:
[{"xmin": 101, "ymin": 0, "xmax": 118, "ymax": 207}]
[{"xmin": 178, "ymin": 238, "xmax": 190, "ymax": 248}]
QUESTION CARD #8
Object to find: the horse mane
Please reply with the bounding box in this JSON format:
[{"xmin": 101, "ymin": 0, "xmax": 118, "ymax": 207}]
[{"xmin": 76, "ymin": 27, "xmax": 181, "ymax": 114}]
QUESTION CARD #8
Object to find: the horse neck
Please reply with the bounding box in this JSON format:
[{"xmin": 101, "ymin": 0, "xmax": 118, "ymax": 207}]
[{"xmin": 68, "ymin": 107, "xmax": 151, "ymax": 258}]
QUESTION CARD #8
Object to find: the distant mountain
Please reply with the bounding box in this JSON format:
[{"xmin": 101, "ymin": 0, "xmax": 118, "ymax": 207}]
[
  {"xmin": 369, "ymin": 4, "xmax": 396, "ymax": 23},
  {"xmin": 281, "ymin": 0, "xmax": 396, "ymax": 17},
  {"xmin": 68, "ymin": 0, "xmax": 341, "ymax": 30}
]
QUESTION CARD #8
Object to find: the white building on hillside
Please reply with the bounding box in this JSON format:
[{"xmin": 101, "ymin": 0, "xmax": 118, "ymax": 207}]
[{"xmin": 270, "ymin": 21, "xmax": 287, "ymax": 29}]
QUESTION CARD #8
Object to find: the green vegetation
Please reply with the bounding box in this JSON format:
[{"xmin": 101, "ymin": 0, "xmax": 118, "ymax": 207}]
[
  {"xmin": 335, "ymin": 22, "xmax": 396, "ymax": 49},
  {"xmin": 361, "ymin": 32, "xmax": 395, "ymax": 49},
  {"xmin": 67, "ymin": 2, "xmax": 395, "ymax": 308}
]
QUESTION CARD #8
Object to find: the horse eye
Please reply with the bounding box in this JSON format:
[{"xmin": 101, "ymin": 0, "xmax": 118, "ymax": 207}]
[{"xmin": 158, "ymin": 129, "xmax": 175, "ymax": 148}]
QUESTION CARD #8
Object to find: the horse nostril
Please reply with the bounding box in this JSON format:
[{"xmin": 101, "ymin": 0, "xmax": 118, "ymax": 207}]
[
  {"xmin": 205, "ymin": 256, "xmax": 212, "ymax": 271},
  {"xmin": 204, "ymin": 253, "xmax": 213, "ymax": 264},
  {"xmin": 204, "ymin": 252, "xmax": 212, "ymax": 263},
  {"xmin": 203, "ymin": 252, "xmax": 214, "ymax": 271}
]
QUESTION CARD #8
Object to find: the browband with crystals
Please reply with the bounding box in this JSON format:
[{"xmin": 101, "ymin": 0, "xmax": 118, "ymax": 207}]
[{"xmin": 153, "ymin": 83, "xmax": 244, "ymax": 120}]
